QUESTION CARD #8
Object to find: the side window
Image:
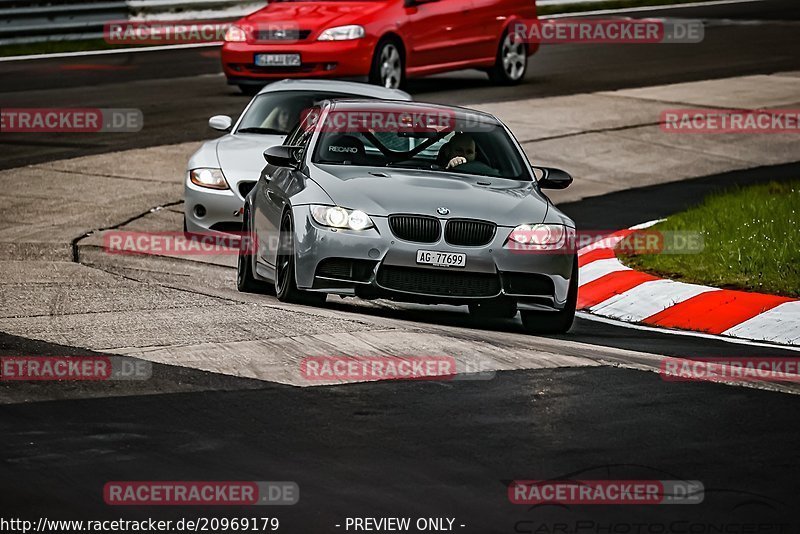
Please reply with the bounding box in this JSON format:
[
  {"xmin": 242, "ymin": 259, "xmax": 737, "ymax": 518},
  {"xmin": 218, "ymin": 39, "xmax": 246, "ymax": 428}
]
[
  {"xmin": 295, "ymin": 129, "xmax": 313, "ymax": 161},
  {"xmin": 284, "ymin": 107, "xmax": 319, "ymax": 162},
  {"xmin": 283, "ymin": 124, "xmax": 302, "ymax": 146},
  {"xmin": 287, "ymin": 107, "xmax": 318, "ymax": 144}
]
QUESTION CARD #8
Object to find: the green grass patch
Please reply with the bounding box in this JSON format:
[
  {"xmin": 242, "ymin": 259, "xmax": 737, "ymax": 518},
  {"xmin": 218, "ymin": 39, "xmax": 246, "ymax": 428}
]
[{"xmin": 619, "ymin": 181, "xmax": 800, "ymax": 297}]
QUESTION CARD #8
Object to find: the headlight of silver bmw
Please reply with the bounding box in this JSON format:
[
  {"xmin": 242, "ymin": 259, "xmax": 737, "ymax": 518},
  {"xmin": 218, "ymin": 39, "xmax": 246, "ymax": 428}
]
[
  {"xmin": 190, "ymin": 168, "xmax": 229, "ymax": 190},
  {"xmin": 507, "ymin": 224, "xmax": 574, "ymax": 250},
  {"xmin": 310, "ymin": 205, "xmax": 374, "ymax": 231}
]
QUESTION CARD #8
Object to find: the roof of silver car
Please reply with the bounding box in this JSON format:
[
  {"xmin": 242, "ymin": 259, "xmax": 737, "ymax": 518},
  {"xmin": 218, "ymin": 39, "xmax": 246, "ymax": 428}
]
[{"xmin": 257, "ymin": 79, "xmax": 412, "ymax": 101}]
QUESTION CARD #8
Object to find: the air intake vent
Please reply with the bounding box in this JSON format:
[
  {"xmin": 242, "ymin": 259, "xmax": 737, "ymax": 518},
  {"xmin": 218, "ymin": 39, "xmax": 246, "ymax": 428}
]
[
  {"xmin": 377, "ymin": 266, "xmax": 500, "ymax": 297},
  {"xmin": 389, "ymin": 215, "xmax": 441, "ymax": 243},
  {"xmin": 316, "ymin": 258, "xmax": 375, "ymax": 283},
  {"xmin": 445, "ymin": 219, "xmax": 496, "ymax": 246},
  {"xmin": 238, "ymin": 181, "xmax": 256, "ymax": 199}
]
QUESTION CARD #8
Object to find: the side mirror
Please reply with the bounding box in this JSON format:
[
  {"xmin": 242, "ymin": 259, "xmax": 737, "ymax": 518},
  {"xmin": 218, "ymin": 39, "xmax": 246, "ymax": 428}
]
[
  {"xmin": 264, "ymin": 145, "xmax": 301, "ymax": 167},
  {"xmin": 535, "ymin": 167, "xmax": 573, "ymax": 189},
  {"xmin": 208, "ymin": 115, "xmax": 232, "ymax": 132}
]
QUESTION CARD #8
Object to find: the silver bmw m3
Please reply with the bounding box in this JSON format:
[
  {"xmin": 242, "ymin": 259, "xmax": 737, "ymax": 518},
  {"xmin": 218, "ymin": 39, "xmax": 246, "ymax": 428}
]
[
  {"xmin": 237, "ymin": 100, "xmax": 578, "ymax": 334},
  {"xmin": 184, "ymin": 80, "xmax": 411, "ymax": 235}
]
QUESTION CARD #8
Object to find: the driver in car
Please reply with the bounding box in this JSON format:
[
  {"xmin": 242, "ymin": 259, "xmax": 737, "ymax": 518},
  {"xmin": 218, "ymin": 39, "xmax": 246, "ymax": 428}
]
[
  {"xmin": 262, "ymin": 106, "xmax": 295, "ymax": 133},
  {"xmin": 441, "ymin": 133, "xmax": 500, "ymax": 176}
]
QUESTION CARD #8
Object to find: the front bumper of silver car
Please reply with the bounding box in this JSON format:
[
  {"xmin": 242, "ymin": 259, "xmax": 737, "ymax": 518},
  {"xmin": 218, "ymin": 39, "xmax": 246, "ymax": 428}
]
[
  {"xmin": 184, "ymin": 176, "xmax": 258, "ymax": 234},
  {"xmin": 290, "ymin": 206, "xmax": 574, "ymax": 309}
]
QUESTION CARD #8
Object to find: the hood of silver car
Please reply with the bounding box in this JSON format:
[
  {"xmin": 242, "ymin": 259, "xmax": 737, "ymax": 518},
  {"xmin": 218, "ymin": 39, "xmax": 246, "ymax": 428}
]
[
  {"xmin": 216, "ymin": 133, "xmax": 285, "ymax": 185},
  {"xmin": 311, "ymin": 166, "xmax": 549, "ymax": 227}
]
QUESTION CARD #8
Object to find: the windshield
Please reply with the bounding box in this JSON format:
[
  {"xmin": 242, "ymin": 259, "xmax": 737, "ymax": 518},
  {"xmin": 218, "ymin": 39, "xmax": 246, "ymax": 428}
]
[
  {"xmin": 311, "ymin": 119, "xmax": 530, "ymax": 180},
  {"xmin": 236, "ymin": 91, "xmax": 367, "ymax": 135}
]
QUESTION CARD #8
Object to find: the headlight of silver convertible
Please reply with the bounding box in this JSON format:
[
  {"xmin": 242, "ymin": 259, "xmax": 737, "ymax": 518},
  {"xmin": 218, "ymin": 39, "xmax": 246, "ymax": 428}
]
[
  {"xmin": 190, "ymin": 168, "xmax": 229, "ymax": 190},
  {"xmin": 310, "ymin": 205, "xmax": 374, "ymax": 231}
]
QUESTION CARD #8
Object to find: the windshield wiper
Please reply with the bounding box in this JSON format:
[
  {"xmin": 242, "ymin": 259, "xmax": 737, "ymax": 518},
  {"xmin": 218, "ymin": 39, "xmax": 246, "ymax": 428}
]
[{"xmin": 237, "ymin": 127, "xmax": 286, "ymax": 135}]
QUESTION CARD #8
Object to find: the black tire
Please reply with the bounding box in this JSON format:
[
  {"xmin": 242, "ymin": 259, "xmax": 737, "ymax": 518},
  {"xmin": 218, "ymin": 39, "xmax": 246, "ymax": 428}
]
[
  {"xmin": 275, "ymin": 211, "xmax": 327, "ymax": 305},
  {"xmin": 469, "ymin": 298, "xmax": 518, "ymax": 319},
  {"xmin": 520, "ymin": 257, "xmax": 578, "ymax": 334},
  {"xmin": 237, "ymin": 209, "xmax": 273, "ymax": 294},
  {"xmin": 488, "ymin": 30, "xmax": 528, "ymax": 86},
  {"xmin": 238, "ymin": 84, "xmax": 260, "ymax": 96},
  {"xmin": 369, "ymin": 38, "xmax": 405, "ymax": 89}
]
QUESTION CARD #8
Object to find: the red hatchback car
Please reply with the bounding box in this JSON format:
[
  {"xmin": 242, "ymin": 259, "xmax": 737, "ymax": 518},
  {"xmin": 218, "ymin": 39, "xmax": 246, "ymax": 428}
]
[{"xmin": 222, "ymin": 0, "xmax": 539, "ymax": 93}]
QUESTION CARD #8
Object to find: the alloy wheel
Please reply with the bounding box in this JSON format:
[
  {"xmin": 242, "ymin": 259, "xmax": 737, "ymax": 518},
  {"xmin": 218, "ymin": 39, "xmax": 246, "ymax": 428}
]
[
  {"xmin": 380, "ymin": 44, "xmax": 402, "ymax": 89},
  {"xmin": 501, "ymin": 33, "xmax": 526, "ymax": 81}
]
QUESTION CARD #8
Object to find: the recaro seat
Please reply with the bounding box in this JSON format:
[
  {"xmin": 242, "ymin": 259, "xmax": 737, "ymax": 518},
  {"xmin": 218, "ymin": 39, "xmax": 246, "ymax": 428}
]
[{"xmin": 320, "ymin": 134, "xmax": 369, "ymax": 166}]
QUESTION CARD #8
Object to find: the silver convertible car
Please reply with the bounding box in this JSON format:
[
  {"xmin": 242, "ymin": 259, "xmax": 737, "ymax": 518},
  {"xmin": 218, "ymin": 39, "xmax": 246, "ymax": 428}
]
[
  {"xmin": 184, "ymin": 79, "xmax": 410, "ymax": 235},
  {"xmin": 237, "ymin": 100, "xmax": 578, "ymax": 334}
]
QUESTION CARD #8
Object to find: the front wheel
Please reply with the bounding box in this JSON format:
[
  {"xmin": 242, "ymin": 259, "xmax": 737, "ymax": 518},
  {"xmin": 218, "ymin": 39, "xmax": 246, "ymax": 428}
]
[
  {"xmin": 369, "ymin": 39, "xmax": 404, "ymax": 89},
  {"xmin": 520, "ymin": 257, "xmax": 578, "ymax": 334},
  {"xmin": 488, "ymin": 31, "xmax": 528, "ymax": 85},
  {"xmin": 275, "ymin": 211, "xmax": 327, "ymax": 306},
  {"xmin": 237, "ymin": 209, "xmax": 273, "ymax": 294}
]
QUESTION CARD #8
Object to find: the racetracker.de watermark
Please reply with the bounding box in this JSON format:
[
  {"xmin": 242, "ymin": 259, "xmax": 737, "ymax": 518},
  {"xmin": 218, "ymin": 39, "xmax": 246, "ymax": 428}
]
[
  {"xmin": 661, "ymin": 357, "xmax": 800, "ymax": 383},
  {"xmin": 104, "ymin": 231, "xmax": 259, "ymax": 256},
  {"xmin": 0, "ymin": 108, "xmax": 142, "ymax": 133},
  {"xmin": 511, "ymin": 18, "xmax": 704, "ymax": 44},
  {"xmin": 661, "ymin": 109, "xmax": 800, "ymax": 133},
  {"xmin": 0, "ymin": 356, "xmax": 151, "ymax": 381},
  {"xmin": 104, "ymin": 481, "xmax": 298, "ymax": 506},
  {"xmin": 105, "ymin": 19, "xmax": 307, "ymax": 44},
  {"xmin": 508, "ymin": 480, "xmax": 704, "ymax": 505},
  {"xmin": 104, "ymin": 20, "xmax": 231, "ymax": 44},
  {"xmin": 300, "ymin": 355, "xmax": 496, "ymax": 382},
  {"xmin": 301, "ymin": 107, "xmax": 496, "ymax": 133},
  {"xmin": 507, "ymin": 229, "xmax": 704, "ymax": 255}
]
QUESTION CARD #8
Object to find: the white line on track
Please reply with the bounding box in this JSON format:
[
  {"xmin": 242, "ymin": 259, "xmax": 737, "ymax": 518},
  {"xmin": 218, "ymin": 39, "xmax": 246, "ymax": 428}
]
[
  {"xmin": 0, "ymin": 42, "xmax": 221, "ymax": 63},
  {"xmin": 576, "ymin": 311, "xmax": 800, "ymax": 353},
  {"xmin": 0, "ymin": 0, "xmax": 767, "ymax": 63}
]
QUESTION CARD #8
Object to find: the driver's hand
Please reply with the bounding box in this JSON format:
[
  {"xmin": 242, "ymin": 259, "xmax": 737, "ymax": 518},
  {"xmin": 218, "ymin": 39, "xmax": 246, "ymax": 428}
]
[{"xmin": 447, "ymin": 156, "xmax": 467, "ymax": 169}]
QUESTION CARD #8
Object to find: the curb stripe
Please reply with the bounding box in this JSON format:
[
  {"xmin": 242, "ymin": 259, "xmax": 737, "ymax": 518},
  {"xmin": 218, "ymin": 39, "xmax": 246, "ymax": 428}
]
[
  {"xmin": 645, "ymin": 290, "xmax": 795, "ymax": 334},
  {"xmin": 589, "ymin": 279, "xmax": 718, "ymax": 323},
  {"xmin": 579, "ymin": 257, "xmax": 630, "ymax": 286},
  {"xmin": 578, "ymin": 247, "xmax": 615, "ymax": 268},
  {"xmin": 577, "ymin": 270, "xmax": 658, "ymax": 310},
  {"xmin": 723, "ymin": 301, "xmax": 800, "ymax": 345}
]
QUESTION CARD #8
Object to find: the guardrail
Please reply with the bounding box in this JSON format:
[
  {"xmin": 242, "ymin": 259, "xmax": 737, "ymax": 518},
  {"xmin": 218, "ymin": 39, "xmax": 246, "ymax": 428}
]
[{"xmin": 0, "ymin": 0, "xmax": 266, "ymax": 46}]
